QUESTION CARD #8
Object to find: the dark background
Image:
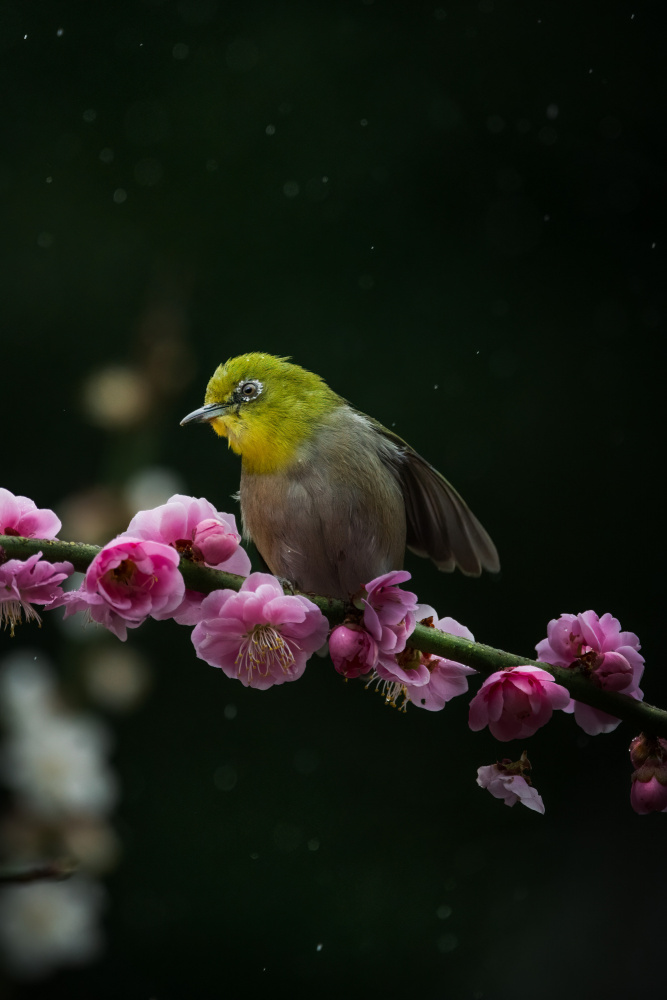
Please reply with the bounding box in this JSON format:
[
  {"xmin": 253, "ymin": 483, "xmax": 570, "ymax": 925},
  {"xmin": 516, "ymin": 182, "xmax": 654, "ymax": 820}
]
[{"xmin": 1, "ymin": 1, "xmax": 665, "ymax": 997}]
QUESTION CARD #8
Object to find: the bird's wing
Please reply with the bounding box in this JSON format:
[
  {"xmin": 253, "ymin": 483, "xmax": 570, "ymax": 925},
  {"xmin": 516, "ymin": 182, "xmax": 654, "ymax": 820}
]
[{"xmin": 372, "ymin": 420, "xmax": 500, "ymax": 577}]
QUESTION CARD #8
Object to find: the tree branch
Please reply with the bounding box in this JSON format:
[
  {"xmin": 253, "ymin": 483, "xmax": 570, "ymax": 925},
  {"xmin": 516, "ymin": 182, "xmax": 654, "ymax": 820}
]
[
  {"xmin": 0, "ymin": 857, "xmax": 77, "ymax": 884},
  {"xmin": 2, "ymin": 534, "xmax": 665, "ymax": 737}
]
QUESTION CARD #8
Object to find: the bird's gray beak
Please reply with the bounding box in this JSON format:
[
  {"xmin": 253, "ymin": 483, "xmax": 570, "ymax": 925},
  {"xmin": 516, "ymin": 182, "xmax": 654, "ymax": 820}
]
[{"xmin": 180, "ymin": 402, "xmax": 228, "ymax": 426}]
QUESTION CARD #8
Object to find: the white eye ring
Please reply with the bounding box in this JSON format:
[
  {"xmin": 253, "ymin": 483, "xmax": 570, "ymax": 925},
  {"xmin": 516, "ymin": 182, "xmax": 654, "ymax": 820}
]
[{"xmin": 236, "ymin": 378, "xmax": 263, "ymax": 401}]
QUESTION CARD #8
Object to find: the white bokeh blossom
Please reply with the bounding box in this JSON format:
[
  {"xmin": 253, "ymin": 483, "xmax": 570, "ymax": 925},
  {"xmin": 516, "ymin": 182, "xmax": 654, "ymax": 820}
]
[
  {"xmin": 0, "ymin": 652, "xmax": 118, "ymax": 821},
  {"xmin": 1, "ymin": 714, "xmax": 118, "ymax": 820},
  {"xmin": 0, "ymin": 878, "xmax": 105, "ymax": 978},
  {"xmin": 0, "ymin": 652, "xmax": 57, "ymax": 730}
]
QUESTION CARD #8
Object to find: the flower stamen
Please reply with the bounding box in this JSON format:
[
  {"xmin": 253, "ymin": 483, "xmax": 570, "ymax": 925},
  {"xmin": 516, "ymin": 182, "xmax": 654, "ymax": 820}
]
[
  {"xmin": 366, "ymin": 671, "xmax": 409, "ymax": 712},
  {"xmin": 1, "ymin": 599, "xmax": 42, "ymax": 637},
  {"xmin": 236, "ymin": 624, "xmax": 296, "ymax": 679}
]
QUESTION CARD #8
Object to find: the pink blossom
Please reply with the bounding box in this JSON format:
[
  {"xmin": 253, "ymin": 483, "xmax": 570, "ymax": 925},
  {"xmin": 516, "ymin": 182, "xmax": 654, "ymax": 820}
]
[
  {"xmin": 629, "ymin": 735, "xmax": 667, "ymax": 814},
  {"xmin": 124, "ymin": 494, "xmax": 251, "ymax": 625},
  {"xmin": 477, "ymin": 763, "xmax": 545, "ymax": 814},
  {"xmin": 372, "ymin": 647, "xmax": 431, "ymax": 708},
  {"xmin": 564, "ymin": 702, "xmax": 626, "ymax": 736},
  {"xmin": 0, "ymin": 553, "xmax": 73, "ymax": 635},
  {"xmin": 360, "ymin": 570, "xmax": 418, "ymax": 655},
  {"xmin": 368, "ymin": 606, "xmax": 477, "ymax": 711},
  {"xmin": 192, "ymin": 573, "xmax": 329, "ymax": 689},
  {"xmin": 56, "ymin": 537, "xmax": 184, "ymax": 641},
  {"xmin": 408, "ymin": 609, "xmax": 477, "ymax": 711},
  {"xmin": 469, "ymin": 666, "xmax": 570, "ymax": 741},
  {"xmin": 125, "ymin": 494, "xmax": 249, "ymax": 572},
  {"xmin": 0, "ymin": 488, "xmax": 61, "ymax": 540},
  {"xmin": 535, "ymin": 610, "xmax": 644, "ymax": 736},
  {"xmin": 329, "ymin": 624, "xmax": 378, "ymax": 678}
]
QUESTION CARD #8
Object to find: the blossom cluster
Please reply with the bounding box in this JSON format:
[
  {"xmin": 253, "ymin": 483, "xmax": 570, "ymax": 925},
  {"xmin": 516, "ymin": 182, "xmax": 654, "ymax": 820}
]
[
  {"xmin": 0, "ymin": 487, "xmax": 658, "ymax": 820},
  {"xmin": 536, "ymin": 610, "xmax": 644, "ymax": 736},
  {"xmin": 54, "ymin": 495, "xmax": 253, "ymax": 638},
  {"xmin": 330, "ymin": 573, "xmax": 477, "ymax": 713},
  {"xmin": 0, "ymin": 489, "xmax": 73, "ymax": 636}
]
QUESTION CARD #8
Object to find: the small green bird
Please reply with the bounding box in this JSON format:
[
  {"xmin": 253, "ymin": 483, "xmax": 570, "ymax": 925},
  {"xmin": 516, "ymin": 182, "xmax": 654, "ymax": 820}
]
[{"xmin": 181, "ymin": 353, "xmax": 499, "ymax": 599}]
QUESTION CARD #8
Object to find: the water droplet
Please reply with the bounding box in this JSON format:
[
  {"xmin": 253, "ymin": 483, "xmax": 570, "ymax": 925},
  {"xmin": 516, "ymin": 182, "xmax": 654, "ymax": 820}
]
[
  {"xmin": 283, "ymin": 180, "xmax": 300, "ymax": 198},
  {"xmin": 172, "ymin": 43, "xmax": 189, "ymax": 59},
  {"xmin": 265, "ymin": 124, "xmax": 275, "ymax": 135},
  {"xmin": 113, "ymin": 188, "xmax": 127, "ymax": 204}
]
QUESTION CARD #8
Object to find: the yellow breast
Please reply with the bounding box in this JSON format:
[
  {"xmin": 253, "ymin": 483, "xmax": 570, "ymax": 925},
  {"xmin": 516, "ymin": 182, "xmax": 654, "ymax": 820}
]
[{"xmin": 210, "ymin": 412, "xmax": 305, "ymax": 475}]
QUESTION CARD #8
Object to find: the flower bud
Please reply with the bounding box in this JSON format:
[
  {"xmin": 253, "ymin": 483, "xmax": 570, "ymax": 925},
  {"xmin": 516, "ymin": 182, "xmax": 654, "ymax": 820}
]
[
  {"xmin": 329, "ymin": 624, "xmax": 378, "ymax": 678},
  {"xmin": 192, "ymin": 517, "xmax": 240, "ymax": 567},
  {"xmin": 629, "ymin": 735, "xmax": 667, "ymax": 814},
  {"xmin": 630, "ymin": 775, "xmax": 667, "ymax": 814}
]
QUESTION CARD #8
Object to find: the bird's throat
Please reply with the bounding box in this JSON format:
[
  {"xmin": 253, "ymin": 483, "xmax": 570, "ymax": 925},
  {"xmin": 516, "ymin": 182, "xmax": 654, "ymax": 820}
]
[{"xmin": 210, "ymin": 413, "xmax": 305, "ymax": 475}]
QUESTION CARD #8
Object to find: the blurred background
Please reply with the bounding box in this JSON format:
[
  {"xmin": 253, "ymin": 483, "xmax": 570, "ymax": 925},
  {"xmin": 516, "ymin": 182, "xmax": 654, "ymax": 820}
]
[{"xmin": 1, "ymin": 0, "xmax": 665, "ymax": 996}]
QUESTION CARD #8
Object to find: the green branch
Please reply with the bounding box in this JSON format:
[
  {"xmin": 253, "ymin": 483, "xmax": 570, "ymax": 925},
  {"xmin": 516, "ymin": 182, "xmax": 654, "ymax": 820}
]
[{"xmin": 2, "ymin": 534, "xmax": 665, "ymax": 738}]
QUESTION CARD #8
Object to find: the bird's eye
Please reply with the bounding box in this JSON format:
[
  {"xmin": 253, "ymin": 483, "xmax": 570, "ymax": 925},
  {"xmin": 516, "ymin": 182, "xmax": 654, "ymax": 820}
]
[{"xmin": 240, "ymin": 381, "xmax": 258, "ymax": 398}]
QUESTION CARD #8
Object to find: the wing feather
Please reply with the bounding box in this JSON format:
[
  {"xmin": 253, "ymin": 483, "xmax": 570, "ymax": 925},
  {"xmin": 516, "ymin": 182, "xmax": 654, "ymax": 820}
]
[{"xmin": 373, "ymin": 421, "xmax": 500, "ymax": 577}]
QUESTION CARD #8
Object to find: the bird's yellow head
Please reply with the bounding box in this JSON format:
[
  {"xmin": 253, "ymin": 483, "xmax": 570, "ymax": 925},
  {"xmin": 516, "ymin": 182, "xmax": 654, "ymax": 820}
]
[{"xmin": 181, "ymin": 353, "xmax": 341, "ymax": 474}]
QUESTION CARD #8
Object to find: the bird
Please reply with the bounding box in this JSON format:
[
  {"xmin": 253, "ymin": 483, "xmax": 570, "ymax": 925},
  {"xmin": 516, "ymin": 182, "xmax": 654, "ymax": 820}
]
[{"xmin": 181, "ymin": 353, "xmax": 499, "ymax": 599}]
